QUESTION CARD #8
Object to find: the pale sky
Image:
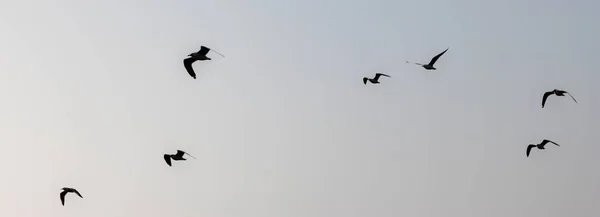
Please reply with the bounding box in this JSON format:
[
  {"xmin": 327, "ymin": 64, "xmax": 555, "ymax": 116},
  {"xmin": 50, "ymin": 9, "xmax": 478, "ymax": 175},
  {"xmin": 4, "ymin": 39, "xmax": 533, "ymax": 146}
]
[{"xmin": 1, "ymin": 0, "xmax": 599, "ymax": 216}]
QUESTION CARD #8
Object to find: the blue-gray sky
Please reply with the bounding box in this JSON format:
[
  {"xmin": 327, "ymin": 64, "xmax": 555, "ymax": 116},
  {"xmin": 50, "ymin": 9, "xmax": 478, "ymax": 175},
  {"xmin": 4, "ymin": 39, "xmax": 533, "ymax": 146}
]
[{"xmin": 1, "ymin": 0, "xmax": 599, "ymax": 216}]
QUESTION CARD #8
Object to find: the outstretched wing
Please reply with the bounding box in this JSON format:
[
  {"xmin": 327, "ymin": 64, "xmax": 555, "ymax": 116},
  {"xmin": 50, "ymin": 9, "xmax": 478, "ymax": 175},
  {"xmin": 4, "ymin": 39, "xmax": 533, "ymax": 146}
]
[
  {"xmin": 428, "ymin": 48, "xmax": 449, "ymax": 66},
  {"xmin": 374, "ymin": 73, "xmax": 390, "ymax": 79},
  {"xmin": 72, "ymin": 189, "xmax": 83, "ymax": 198},
  {"xmin": 183, "ymin": 58, "xmax": 197, "ymax": 79},
  {"xmin": 363, "ymin": 77, "xmax": 368, "ymax": 84},
  {"xmin": 407, "ymin": 61, "xmax": 423, "ymax": 66},
  {"xmin": 542, "ymin": 91, "xmax": 553, "ymax": 108},
  {"xmin": 526, "ymin": 145, "xmax": 535, "ymax": 157},
  {"xmin": 198, "ymin": 46, "xmax": 211, "ymax": 56},
  {"xmin": 60, "ymin": 191, "xmax": 67, "ymax": 206},
  {"xmin": 210, "ymin": 49, "xmax": 226, "ymax": 58},
  {"xmin": 565, "ymin": 92, "xmax": 578, "ymax": 104},
  {"xmin": 163, "ymin": 154, "xmax": 172, "ymax": 166},
  {"xmin": 185, "ymin": 152, "xmax": 197, "ymax": 159},
  {"xmin": 541, "ymin": 139, "xmax": 560, "ymax": 147}
]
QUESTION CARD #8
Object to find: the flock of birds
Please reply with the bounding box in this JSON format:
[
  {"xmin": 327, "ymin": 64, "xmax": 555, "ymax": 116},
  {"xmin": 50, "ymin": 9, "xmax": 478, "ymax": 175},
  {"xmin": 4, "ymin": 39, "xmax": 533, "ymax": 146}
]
[
  {"xmin": 58, "ymin": 45, "xmax": 579, "ymax": 206},
  {"xmin": 368, "ymin": 48, "xmax": 577, "ymax": 158}
]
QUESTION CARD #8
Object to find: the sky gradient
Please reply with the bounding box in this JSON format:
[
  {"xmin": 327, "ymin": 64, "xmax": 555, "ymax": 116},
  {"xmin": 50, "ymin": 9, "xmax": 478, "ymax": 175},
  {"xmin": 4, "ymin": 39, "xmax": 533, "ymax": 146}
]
[{"xmin": 1, "ymin": 0, "xmax": 599, "ymax": 216}]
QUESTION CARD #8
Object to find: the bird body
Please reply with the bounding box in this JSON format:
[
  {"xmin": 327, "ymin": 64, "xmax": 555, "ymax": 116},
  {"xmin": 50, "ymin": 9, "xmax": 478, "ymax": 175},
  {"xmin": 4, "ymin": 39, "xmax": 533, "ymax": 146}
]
[
  {"xmin": 407, "ymin": 48, "xmax": 449, "ymax": 70},
  {"xmin": 526, "ymin": 139, "xmax": 560, "ymax": 157},
  {"xmin": 422, "ymin": 64, "xmax": 436, "ymax": 70},
  {"xmin": 60, "ymin": 187, "xmax": 83, "ymax": 206},
  {"xmin": 541, "ymin": 89, "xmax": 577, "ymax": 108},
  {"xmin": 189, "ymin": 52, "xmax": 212, "ymax": 61},
  {"xmin": 164, "ymin": 150, "xmax": 196, "ymax": 167},
  {"xmin": 363, "ymin": 73, "xmax": 390, "ymax": 84}
]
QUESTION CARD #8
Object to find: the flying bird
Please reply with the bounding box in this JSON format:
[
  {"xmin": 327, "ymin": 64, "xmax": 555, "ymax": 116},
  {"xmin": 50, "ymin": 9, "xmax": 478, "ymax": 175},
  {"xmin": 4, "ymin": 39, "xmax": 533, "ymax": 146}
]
[
  {"xmin": 542, "ymin": 89, "xmax": 577, "ymax": 108},
  {"xmin": 164, "ymin": 150, "xmax": 196, "ymax": 167},
  {"xmin": 60, "ymin": 187, "xmax": 83, "ymax": 206},
  {"xmin": 363, "ymin": 73, "xmax": 391, "ymax": 85},
  {"xmin": 183, "ymin": 46, "xmax": 225, "ymax": 79},
  {"xmin": 406, "ymin": 48, "xmax": 449, "ymax": 70},
  {"xmin": 526, "ymin": 139, "xmax": 560, "ymax": 157}
]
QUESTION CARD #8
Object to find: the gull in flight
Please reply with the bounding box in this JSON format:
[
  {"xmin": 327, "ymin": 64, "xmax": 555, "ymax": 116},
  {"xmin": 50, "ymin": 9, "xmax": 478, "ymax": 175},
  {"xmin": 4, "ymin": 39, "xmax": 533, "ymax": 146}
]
[
  {"xmin": 164, "ymin": 150, "xmax": 196, "ymax": 167},
  {"xmin": 60, "ymin": 187, "xmax": 83, "ymax": 206},
  {"xmin": 406, "ymin": 48, "xmax": 449, "ymax": 70},
  {"xmin": 542, "ymin": 89, "xmax": 577, "ymax": 108},
  {"xmin": 527, "ymin": 139, "xmax": 560, "ymax": 157},
  {"xmin": 183, "ymin": 46, "xmax": 225, "ymax": 79},
  {"xmin": 363, "ymin": 73, "xmax": 390, "ymax": 85}
]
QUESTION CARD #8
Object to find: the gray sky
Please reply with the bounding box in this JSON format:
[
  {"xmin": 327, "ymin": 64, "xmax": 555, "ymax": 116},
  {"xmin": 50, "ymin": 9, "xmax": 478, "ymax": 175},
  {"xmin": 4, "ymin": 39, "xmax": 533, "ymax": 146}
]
[{"xmin": 1, "ymin": 0, "xmax": 599, "ymax": 216}]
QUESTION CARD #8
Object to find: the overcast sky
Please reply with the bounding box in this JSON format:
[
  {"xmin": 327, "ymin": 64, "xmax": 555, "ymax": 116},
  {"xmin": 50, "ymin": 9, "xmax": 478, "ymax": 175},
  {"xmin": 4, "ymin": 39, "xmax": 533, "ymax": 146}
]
[{"xmin": 0, "ymin": 0, "xmax": 599, "ymax": 216}]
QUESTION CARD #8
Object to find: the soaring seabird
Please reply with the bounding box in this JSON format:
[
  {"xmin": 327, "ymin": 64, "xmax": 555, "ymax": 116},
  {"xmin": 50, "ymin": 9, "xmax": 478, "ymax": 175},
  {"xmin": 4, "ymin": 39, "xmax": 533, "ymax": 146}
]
[
  {"xmin": 183, "ymin": 46, "xmax": 225, "ymax": 79},
  {"xmin": 542, "ymin": 89, "xmax": 577, "ymax": 108},
  {"xmin": 164, "ymin": 150, "xmax": 196, "ymax": 167},
  {"xmin": 60, "ymin": 187, "xmax": 83, "ymax": 206},
  {"xmin": 363, "ymin": 73, "xmax": 391, "ymax": 85},
  {"xmin": 406, "ymin": 48, "xmax": 449, "ymax": 70},
  {"xmin": 527, "ymin": 139, "xmax": 560, "ymax": 157}
]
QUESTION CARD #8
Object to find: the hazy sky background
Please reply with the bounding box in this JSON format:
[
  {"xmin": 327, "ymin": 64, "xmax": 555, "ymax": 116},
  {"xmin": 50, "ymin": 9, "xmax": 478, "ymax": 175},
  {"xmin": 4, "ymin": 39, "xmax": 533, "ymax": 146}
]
[{"xmin": 1, "ymin": 0, "xmax": 599, "ymax": 216}]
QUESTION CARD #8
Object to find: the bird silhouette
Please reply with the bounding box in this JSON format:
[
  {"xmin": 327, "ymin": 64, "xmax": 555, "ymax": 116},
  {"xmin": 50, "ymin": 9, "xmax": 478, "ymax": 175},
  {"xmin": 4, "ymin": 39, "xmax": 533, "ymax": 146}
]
[
  {"xmin": 164, "ymin": 150, "xmax": 196, "ymax": 167},
  {"xmin": 60, "ymin": 187, "xmax": 82, "ymax": 206},
  {"xmin": 183, "ymin": 46, "xmax": 225, "ymax": 79},
  {"xmin": 526, "ymin": 139, "xmax": 560, "ymax": 157},
  {"xmin": 542, "ymin": 89, "xmax": 577, "ymax": 108},
  {"xmin": 406, "ymin": 48, "xmax": 449, "ymax": 70},
  {"xmin": 363, "ymin": 73, "xmax": 390, "ymax": 85}
]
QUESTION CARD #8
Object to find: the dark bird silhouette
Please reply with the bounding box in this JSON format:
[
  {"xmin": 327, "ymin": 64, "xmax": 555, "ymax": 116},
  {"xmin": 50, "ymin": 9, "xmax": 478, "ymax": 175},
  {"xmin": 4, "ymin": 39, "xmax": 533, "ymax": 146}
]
[
  {"xmin": 363, "ymin": 73, "xmax": 390, "ymax": 85},
  {"xmin": 542, "ymin": 89, "xmax": 577, "ymax": 108},
  {"xmin": 183, "ymin": 46, "xmax": 225, "ymax": 79},
  {"xmin": 406, "ymin": 48, "xmax": 449, "ymax": 70},
  {"xmin": 60, "ymin": 187, "xmax": 82, "ymax": 206},
  {"xmin": 164, "ymin": 150, "xmax": 196, "ymax": 167},
  {"xmin": 527, "ymin": 139, "xmax": 560, "ymax": 157}
]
